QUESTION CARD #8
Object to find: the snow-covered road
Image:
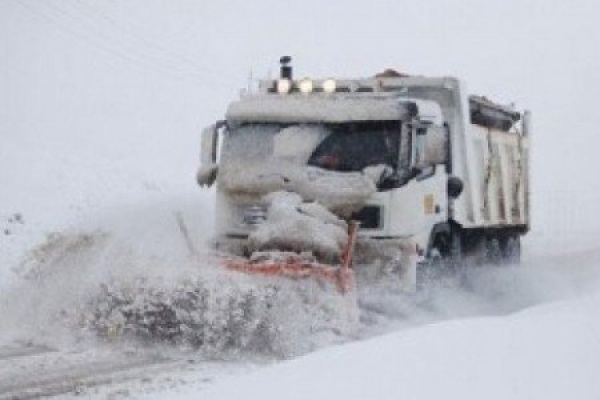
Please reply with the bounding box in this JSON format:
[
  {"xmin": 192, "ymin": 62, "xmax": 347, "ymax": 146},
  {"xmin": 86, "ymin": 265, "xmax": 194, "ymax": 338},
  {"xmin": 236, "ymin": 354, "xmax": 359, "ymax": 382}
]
[
  {"xmin": 0, "ymin": 342, "xmax": 260, "ymax": 400},
  {"xmin": 2, "ymin": 234, "xmax": 598, "ymax": 399}
]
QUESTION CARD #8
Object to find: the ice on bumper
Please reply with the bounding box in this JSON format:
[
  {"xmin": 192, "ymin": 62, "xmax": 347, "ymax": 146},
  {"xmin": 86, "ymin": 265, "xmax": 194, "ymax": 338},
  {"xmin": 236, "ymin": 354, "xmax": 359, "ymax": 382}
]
[{"xmin": 247, "ymin": 192, "xmax": 349, "ymax": 261}]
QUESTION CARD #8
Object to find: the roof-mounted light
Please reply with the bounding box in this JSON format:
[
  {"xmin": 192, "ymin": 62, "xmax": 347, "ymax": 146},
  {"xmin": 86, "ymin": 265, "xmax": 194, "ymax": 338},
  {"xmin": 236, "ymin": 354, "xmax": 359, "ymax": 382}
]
[
  {"xmin": 322, "ymin": 79, "xmax": 337, "ymax": 94},
  {"xmin": 277, "ymin": 78, "xmax": 292, "ymax": 94},
  {"xmin": 299, "ymin": 78, "xmax": 313, "ymax": 94}
]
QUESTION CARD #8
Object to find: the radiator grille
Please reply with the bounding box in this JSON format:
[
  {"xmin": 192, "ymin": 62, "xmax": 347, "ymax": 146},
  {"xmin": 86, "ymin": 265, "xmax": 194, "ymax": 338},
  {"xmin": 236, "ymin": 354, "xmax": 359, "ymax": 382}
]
[{"xmin": 351, "ymin": 206, "xmax": 382, "ymax": 229}]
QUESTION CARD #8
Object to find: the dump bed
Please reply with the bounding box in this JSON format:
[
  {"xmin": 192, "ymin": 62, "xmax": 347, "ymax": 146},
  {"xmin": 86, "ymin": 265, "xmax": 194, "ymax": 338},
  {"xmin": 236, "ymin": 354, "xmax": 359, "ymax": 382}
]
[{"xmin": 466, "ymin": 120, "xmax": 529, "ymax": 228}]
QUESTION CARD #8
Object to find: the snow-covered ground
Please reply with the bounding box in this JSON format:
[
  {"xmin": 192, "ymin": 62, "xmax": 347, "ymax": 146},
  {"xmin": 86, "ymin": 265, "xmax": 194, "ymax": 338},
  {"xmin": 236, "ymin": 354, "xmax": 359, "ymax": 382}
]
[
  {"xmin": 2, "ymin": 1, "xmax": 600, "ymax": 399},
  {"xmin": 168, "ymin": 289, "xmax": 600, "ymax": 400}
]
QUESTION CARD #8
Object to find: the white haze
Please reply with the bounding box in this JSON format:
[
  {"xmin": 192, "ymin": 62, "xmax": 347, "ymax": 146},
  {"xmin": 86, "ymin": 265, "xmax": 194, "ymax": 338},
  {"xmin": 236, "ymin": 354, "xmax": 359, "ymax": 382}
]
[
  {"xmin": 1, "ymin": 1, "xmax": 600, "ymax": 398},
  {"xmin": 2, "ymin": 0, "xmax": 600, "ymax": 238}
]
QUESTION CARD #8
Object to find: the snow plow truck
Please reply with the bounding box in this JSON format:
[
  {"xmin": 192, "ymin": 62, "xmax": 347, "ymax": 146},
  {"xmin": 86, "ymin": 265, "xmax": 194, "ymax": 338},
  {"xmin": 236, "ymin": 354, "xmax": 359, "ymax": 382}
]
[{"xmin": 197, "ymin": 57, "xmax": 530, "ymax": 293}]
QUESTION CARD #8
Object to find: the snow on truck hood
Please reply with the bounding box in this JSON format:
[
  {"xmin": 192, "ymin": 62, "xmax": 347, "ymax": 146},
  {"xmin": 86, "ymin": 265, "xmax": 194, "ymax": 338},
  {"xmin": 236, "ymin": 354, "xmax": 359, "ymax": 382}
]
[
  {"xmin": 226, "ymin": 94, "xmax": 435, "ymax": 123},
  {"xmin": 218, "ymin": 160, "xmax": 385, "ymax": 215}
]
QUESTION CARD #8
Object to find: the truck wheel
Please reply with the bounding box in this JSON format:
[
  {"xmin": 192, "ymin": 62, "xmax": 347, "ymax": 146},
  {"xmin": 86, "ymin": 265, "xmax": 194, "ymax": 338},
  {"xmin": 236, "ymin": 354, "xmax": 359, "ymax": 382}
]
[
  {"xmin": 428, "ymin": 247, "xmax": 445, "ymax": 270},
  {"xmin": 419, "ymin": 230, "xmax": 462, "ymax": 287},
  {"xmin": 484, "ymin": 237, "xmax": 503, "ymax": 264},
  {"xmin": 448, "ymin": 231, "xmax": 462, "ymax": 268},
  {"xmin": 418, "ymin": 247, "xmax": 442, "ymax": 285},
  {"xmin": 502, "ymin": 236, "xmax": 521, "ymax": 264}
]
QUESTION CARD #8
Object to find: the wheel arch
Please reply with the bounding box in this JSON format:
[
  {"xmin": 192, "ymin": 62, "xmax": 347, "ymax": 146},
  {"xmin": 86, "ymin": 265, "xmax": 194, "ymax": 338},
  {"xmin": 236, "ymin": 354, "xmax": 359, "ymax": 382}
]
[{"xmin": 425, "ymin": 221, "xmax": 462, "ymax": 258}]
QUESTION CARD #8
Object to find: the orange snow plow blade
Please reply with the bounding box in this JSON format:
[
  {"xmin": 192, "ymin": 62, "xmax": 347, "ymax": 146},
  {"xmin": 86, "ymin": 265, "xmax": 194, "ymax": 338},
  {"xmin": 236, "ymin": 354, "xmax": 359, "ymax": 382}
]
[{"xmin": 225, "ymin": 222, "xmax": 360, "ymax": 294}]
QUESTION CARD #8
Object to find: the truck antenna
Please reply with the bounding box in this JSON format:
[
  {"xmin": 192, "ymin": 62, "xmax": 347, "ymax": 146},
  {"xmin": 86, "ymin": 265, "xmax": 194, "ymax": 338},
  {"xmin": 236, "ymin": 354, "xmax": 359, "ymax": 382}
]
[{"xmin": 247, "ymin": 67, "xmax": 254, "ymax": 94}]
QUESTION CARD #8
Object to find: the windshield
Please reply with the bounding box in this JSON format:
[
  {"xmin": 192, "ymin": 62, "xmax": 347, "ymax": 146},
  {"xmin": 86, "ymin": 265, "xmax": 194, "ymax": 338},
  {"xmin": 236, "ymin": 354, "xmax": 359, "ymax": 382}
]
[
  {"xmin": 307, "ymin": 121, "xmax": 400, "ymax": 172},
  {"xmin": 221, "ymin": 121, "xmax": 410, "ymax": 177},
  {"xmin": 221, "ymin": 123, "xmax": 330, "ymax": 165}
]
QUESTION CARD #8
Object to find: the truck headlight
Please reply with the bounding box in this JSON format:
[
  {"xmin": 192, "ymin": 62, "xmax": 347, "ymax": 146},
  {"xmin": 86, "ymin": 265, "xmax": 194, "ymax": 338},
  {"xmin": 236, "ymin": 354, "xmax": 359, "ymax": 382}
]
[
  {"xmin": 322, "ymin": 79, "xmax": 337, "ymax": 93},
  {"xmin": 299, "ymin": 78, "xmax": 313, "ymax": 94},
  {"xmin": 277, "ymin": 79, "xmax": 292, "ymax": 94}
]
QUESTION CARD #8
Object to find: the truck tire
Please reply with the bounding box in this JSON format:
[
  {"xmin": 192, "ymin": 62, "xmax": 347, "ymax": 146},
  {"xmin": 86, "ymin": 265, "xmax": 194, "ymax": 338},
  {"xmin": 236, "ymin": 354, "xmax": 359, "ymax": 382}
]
[
  {"xmin": 502, "ymin": 236, "xmax": 521, "ymax": 264},
  {"xmin": 449, "ymin": 231, "xmax": 462, "ymax": 267},
  {"xmin": 417, "ymin": 247, "xmax": 441, "ymax": 289},
  {"xmin": 419, "ymin": 229, "xmax": 462, "ymax": 286},
  {"xmin": 484, "ymin": 237, "xmax": 503, "ymax": 264}
]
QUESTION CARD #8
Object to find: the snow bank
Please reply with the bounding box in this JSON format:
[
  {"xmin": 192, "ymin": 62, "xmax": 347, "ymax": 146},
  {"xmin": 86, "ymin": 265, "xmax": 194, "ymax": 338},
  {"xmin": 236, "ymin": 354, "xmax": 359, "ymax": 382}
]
[
  {"xmin": 81, "ymin": 269, "xmax": 358, "ymax": 358},
  {"xmin": 165, "ymin": 289, "xmax": 600, "ymax": 400},
  {"xmin": 1, "ymin": 226, "xmax": 358, "ymax": 358}
]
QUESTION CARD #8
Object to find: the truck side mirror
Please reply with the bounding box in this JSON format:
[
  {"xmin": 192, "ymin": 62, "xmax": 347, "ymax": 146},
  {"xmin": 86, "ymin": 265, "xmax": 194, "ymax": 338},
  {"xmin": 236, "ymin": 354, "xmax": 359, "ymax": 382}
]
[
  {"xmin": 413, "ymin": 126, "xmax": 448, "ymax": 169},
  {"xmin": 201, "ymin": 120, "xmax": 225, "ymax": 165},
  {"xmin": 447, "ymin": 176, "xmax": 464, "ymax": 198},
  {"xmin": 198, "ymin": 120, "xmax": 225, "ymax": 188}
]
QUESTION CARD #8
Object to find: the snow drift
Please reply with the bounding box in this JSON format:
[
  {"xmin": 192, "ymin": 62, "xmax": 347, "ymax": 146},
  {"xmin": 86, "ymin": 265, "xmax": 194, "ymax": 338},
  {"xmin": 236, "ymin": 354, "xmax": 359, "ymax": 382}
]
[
  {"xmin": 188, "ymin": 290, "xmax": 600, "ymax": 400},
  {"xmin": 1, "ymin": 227, "xmax": 358, "ymax": 358}
]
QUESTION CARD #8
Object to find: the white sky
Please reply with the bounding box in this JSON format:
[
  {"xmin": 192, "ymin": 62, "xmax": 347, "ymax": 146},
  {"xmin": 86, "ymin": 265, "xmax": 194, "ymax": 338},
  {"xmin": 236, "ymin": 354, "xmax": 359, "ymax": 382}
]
[{"xmin": 1, "ymin": 0, "xmax": 599, "ymax": 233}]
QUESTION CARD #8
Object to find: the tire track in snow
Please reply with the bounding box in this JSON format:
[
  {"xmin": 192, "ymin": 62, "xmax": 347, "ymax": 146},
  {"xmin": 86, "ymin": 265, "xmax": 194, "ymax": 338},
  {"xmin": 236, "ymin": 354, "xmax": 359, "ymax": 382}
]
[
  {"xmin": 0, "ymin": 344, "xmax": 183, "ymax": 400},
  {"xmin": 0, "ymin": 345, "xmax": 54, "ymax": 361}
]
